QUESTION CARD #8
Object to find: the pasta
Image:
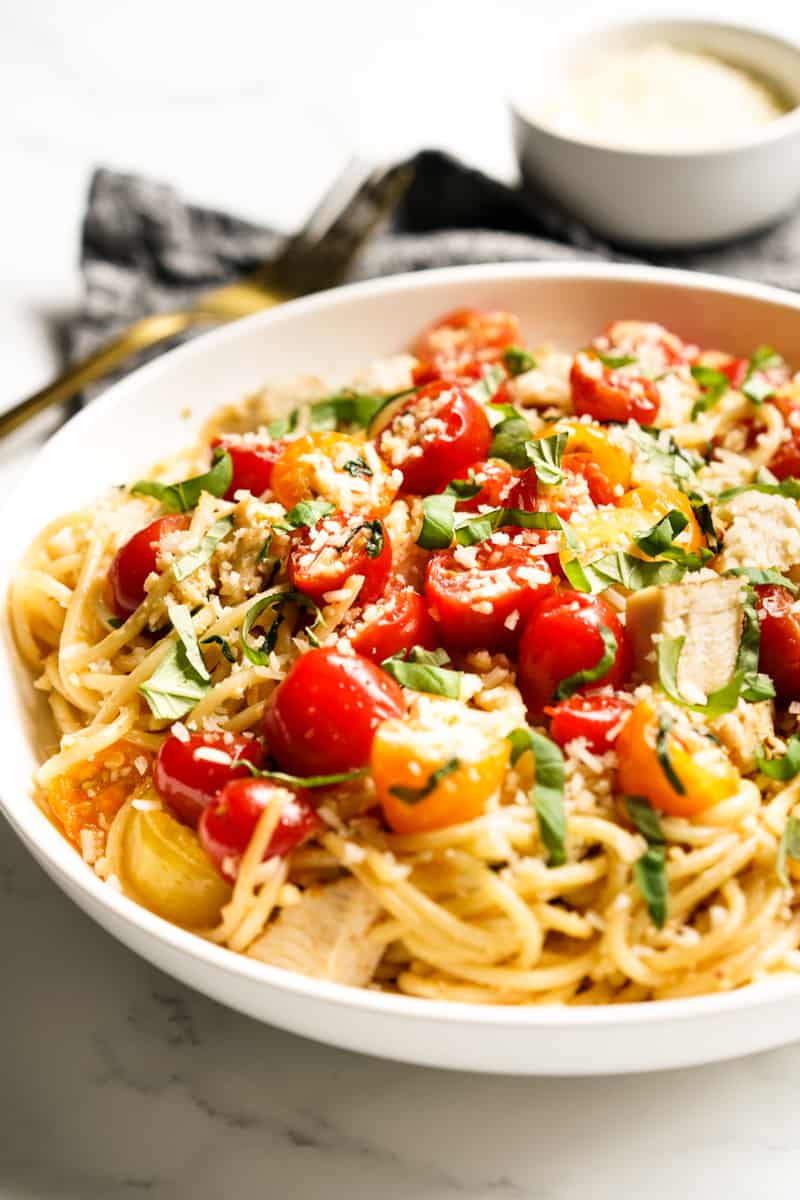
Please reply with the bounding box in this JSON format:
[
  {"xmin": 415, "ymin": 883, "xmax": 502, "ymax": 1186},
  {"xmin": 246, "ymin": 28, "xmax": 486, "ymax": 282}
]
[{"xmin": 11, "ymin": 308, "xmax": 800, "ymax": 1005}]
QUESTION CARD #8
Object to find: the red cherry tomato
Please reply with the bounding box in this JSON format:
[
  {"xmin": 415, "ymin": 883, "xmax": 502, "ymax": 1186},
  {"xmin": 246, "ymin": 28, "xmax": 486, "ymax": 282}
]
[
  {"xmin": 756, "ymin": 584, "xmax": 800, "ymax": 701},
  {"xmin": 153, "ymin": 732, "xmax": 266, "ymax": 828},
  {"xmin": 561, "ymin": 451, "xmax": 617, "ymax": 506},
  {"xmin": 767, "ymin": 395, "xmax": 800, "ymax": 481},
  {"xmin": 376, "ymin": 381, "xmax": 491, "ymax": 495},
  {"xmin": 210, "ymin": 435, "xmax": 284, "ymax": 500},
  {"xmin": 517, "ymin": 592, "xmax": 631, "ymax": 714},
  {"xmin": 109, "ymin": 514, "xmax": 191, "ymax": 618},
  {"xmin": 412, "ymin": 307, "xmax": 520, "ymax": 381},
  {"xmin": 262, "ymin": 647, "xmax": 406, "ymax": 775},
  {"xmin": 719, "ymin": 357, "xmax": 749, "ymax": 388},
  {"xmin": 347, "ymin": 587, "xmax": 437, "ymax": 663},
  {"xmin": 288, "ymin": 512, "xmax": 392, "ymax": 606},
  {"xmin": 425, "ymin": 534, "xmax": 554, "ymax": 653},
  {"xmin": 600, "ymin": 321, "xmax": 697, "ymax": 368},
  {"xmin": 546, "ymin": 693, "xmax": 632, "ymax": 752},
  {"xmin": 570, "ymin": 351, "xmax": 660, "ymax": 425},
  {"xmin": 448, "ymin": 458, "xmax": 517, "ymax": 512},
  {"xmin": 198, "ymin": 777, "xmax": 321, "ymax": 882}
]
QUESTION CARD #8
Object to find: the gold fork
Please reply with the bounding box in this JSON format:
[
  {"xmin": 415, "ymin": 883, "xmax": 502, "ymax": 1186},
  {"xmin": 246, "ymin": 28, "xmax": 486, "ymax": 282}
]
[{"xmin": 0, "ymin": 160, "xmax": 413, "ymax": 438}]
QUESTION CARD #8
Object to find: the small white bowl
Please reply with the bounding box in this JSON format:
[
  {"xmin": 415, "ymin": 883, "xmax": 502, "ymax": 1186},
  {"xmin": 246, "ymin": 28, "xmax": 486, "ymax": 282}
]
[{"xmin": 510, "ymin": 19, "xmax": 800, "ymax": 249}]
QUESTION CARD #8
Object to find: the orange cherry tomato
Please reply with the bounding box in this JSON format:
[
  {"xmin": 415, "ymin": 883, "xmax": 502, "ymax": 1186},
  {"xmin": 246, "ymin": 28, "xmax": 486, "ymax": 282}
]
[
  {"xmin": 46, "ymin": 741, "xmax": 152, "ymax": 848},
  {"xmin": 616, "ymin": 701, "xmax": 739, "ymax": 818},
  {"xmin": 539, "ymin": 420, "xmax": 632, "ymax": 497},
  {"xmin": 271, "ymin": 432, "xmax": 397, "ymax": 512}
]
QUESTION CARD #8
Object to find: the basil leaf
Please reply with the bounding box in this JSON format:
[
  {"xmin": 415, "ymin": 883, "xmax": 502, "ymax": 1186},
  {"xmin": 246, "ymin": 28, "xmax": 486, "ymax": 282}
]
[
  {"xmin": 308, "ymin": 391, "xmax": 387, "ymax": 431},
  {"xmin": 503, "ymin": 346, "xmax": 536, "ymax": 377},
  {"xmin": 139, "ymin": 603, "xmax": 210, "ymax": 719},
  {"xmin": 257, "ymin": 533, "xmax": 273, "ymax": 563},
  {"xmin": 529, "ymin": 432, "xmax": 567, "ymax": 486},
  {"xmin": 718, "ymin": 477, "xmax": 800, "ymax": 503},
  {"xmin": 467, "ymin": 364, "xmax": 506, "ymax": 405},
  {"xmin": 742, "ymin": 376, "xmax": 776, "ymax": 406},
  {"xmin": 742, "ymin": 345, "xmax": 783, "ymax": 406},
  {"xmin": 625, "ymin": 795, "xmax": 666, "ymax": 846},
  {"xmin": 757, "ymin": 737, "xmax": 800, "ymax": 782},
  {"xmin": 382, "ymin": 646, "xmax": 462, "ymax": 699},
  {"xmin": 655, "ymin": 711, "xmax": 686, "ymax": 794},
  {"xmin": 656, "ymin": 636, "xmax": 744, "ymax": 717},
  {"xmin": 131, "ymin": 448, "xmax": 233, "ymax": 513},
  {"xmin": 564, "ymin": 551, "xmax": 687, "ymax": 594},
  {"xmin": 454, "ymin": 507, "xmax": 562, "ymax": 547},
  {"xmin": 624, "ymin": 425, "xmax": 700, "ymax": 485},
  {"xmin": 507, "ymin": 727, "xmax": 567, "ymax": 867},
  {"xmin": 634, "ymin": 845, "xmax": 669, "ymax": 929},
  {"xmin": 777, "ymin": 815, "xmax": 800, "ymax": 886},
  {"xmin": 633, "ymin": 510, "xmax": 688, "ymax": 556},
  {"xmin": 244, "ymin": 762, "xmax": 368, "ymax": 789},
  {"xmin": 690, "ymin": 365, "xmax": 729, "ymax": 418},
  {"xmin": 489, "ymin": 416, "xmax": 534, "ymax": 468},
  {"xmin": 202, "ymin": 633, "xmax": 236, "ymax": 664},
  {"xmin": 554, "ymin": 625, "xmax": 617, "ymax": 700},
  {"xmin": 267, "ymin": 408, "xmax": 299, "ymax": 438},
  {"xmin": 389, "ymin": 758, "xmax": 462, "ymax": 805},
  {"xmin": 486, "ymin": 400, "xmax": 519, "ymax": 425},
  {"xmin": 417, "ymin": 494, "xmax": 456, "ymax": 549},
  {"xmin": 173, "ymin": 515, "xmax": 235, "ymax": 582},
  {"xmin": 342, "ymin": 457, "xmax": 373, "ymax": 478},
  {"xmin": 596, "ymin": 351, "xmax": 637, "ymax": 369},
  {"xmin": 444, "ymin": 469, "xmax": 482, "ymax": 501},
  {"xmin": 281, "ymin": 499, "xmax": 336, "ymax": 529},
  {"xmin": 241, "ymin": 590, "xmax": 322, "ymax": 665},
  {"xmin": 687, "ymin": 494, "xmax": 723, "ymax": 554}
]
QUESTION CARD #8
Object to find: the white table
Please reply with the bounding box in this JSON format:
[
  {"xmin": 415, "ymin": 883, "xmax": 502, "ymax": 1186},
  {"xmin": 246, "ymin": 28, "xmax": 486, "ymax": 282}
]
[{"xmin": 4, "ymin": 3, "xmax": 800, "ymax": 1196}]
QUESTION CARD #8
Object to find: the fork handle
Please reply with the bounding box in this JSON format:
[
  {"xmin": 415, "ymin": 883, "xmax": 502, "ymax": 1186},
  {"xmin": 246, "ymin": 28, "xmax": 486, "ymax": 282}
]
[{"xmin": 0, "ymin": 310, "xmax": 216, "ymax": 438}]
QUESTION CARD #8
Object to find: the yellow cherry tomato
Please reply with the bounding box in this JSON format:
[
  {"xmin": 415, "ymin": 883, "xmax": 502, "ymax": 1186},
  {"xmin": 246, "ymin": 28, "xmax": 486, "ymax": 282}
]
[
  {"xmin": 123, "ymin": 805, "xmax": 231, "ymax": 927},
  {"xmin": 271, "ymin": 431, "xmax": 397, "ymax": 512},
  {"xmin": 620, "ymin": 483, "xmax": 704, "ymax": 553},
  {"xmin": 539, "ymin": 419, "xmax": 632, "ymax": 495},
  {"xmin": 616, "ymin": 701, "xmax": 740, "ymax": 818},
  {"xmin": 372, "ymin": 714, "xmax": 511, "ymax": 834}
]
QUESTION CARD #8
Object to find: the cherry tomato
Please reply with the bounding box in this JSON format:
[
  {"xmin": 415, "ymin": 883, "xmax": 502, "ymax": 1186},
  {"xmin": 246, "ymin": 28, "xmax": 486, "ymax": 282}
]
[
  {"xmin": 46, "ymin": 740, "xmax": 152, "ymax": 849},
  {"xmin": 210, "ymin": 435, "xmax": 284, "ymax": 500},
  {"xmin": 570, "ymin": 351, "xmax": 660, "ymax": 425},
  {"xmin": 375, "ymin": 381, "xmax": 491, "ymax": 495},
  {"xmin": 448, "ymin": 458, "xmax": 517, "ymax": 512},
  {"xmin": 756, "ymin": 584, "xmax": 800, "ymax": 701},
  {"xmin": 271, "ymin": 431, "xmax": 396, "ymax": 513},
  {"xmin": 561, "ymin": 452, "xmax": 616, "ymax": 506},
  {"xmin": 425, "ymin": 534, "xmax": 553, "ymax": 653},
  {"xmin": 768, "ymin": 395, "xmax": 800, "ymax": 481},
  {"xmin": 412, "ymin": 307, "xmax": 520, "ymax": 380},
  {"xmin": 153, "ymin": 732, "xmax": 266, "ymax": 828},
  {"xmin": 199, "ymin": 778, "xmax": 321, "ymax": 882},
  {"xmin": 347, "ymin": 587, "xmax": 437, "ymax": 663},
  {"xmin": 517, "ymin": 593, "xmax": 631, "ymax": 714},
  {"xmin": 600, "ymin": 320, "xmax": 698, "ymax": 368},
  {"xmin": 719, "ymin": 357, "xmax": 749, "ymax": 388},
  {"xmin": 288, "ymin": 512, "xmax": 391, "ymax": 606},
  {"xmin": 546, "ymin": 694, "xmax": 631, "ymax": 753},
  {"xmin": 262, "ymin": 647, "xmax": 406, "ymax": 775},
  {"xmin": 109, "ymin": 514, "xmax": 191, "ymax": 618}
]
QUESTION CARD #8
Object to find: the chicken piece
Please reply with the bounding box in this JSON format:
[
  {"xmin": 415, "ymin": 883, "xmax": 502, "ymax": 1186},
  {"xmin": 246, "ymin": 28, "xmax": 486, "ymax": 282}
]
[
  {"xmin": 626, "ymin": 576, "xmax": 745, "ymax": 703},
  {"xmin": 716, "ymin": 491, "xmax": 800, "ymax": 580},
  {"xmin": 247, "ymin": 878, "xmax": 382, "ymax": 986},
  {"xmin": 711, "ymin": 700, "xmax": 775, "ymax": 774}
]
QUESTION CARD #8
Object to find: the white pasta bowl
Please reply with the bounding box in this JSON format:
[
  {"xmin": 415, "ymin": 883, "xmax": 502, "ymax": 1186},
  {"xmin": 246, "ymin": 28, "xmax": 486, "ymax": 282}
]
[
  {"xmin": 510, "ymin": 19, "xmax": 800, "ymax": 248},
  {"xmin": 4, "ymin": 262, "xmax": 800, "ymax": 1076}
]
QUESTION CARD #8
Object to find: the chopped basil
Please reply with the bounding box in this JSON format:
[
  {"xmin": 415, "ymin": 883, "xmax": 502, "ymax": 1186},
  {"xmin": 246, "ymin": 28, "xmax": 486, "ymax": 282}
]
[
  {"xmin": 503, "ymin": 346, "xmax": 537, "ymax": 377},
  {"xmin": 139, "ymin": 603, "xmax": 210, "ymax": 719},
  {"xmin": 267, "ymin": 408, "xmax": 300, "ymax": 438},
  {"xmin": 172, "ymin": 515, "xmax": 234, "ymax": 582},
  {"xmin": 244, "ymin": 762, "xmax": 368, "ymax": 789},
  {"xmin": 107, "ymin": 616, "xmax": 123, "ymax": 629},
  {"xmin": 381, "ymin": 646, "xmax": 462, "ymax": 699},
  {"xmin": 443, "ymin": 469, "xmax": 482, "ymax": 501},
  {"xmin": 632, "ymin": 509, "xmax": 712, "ymax": 569},
  {"xmin": 307, "ymin": 390, "xmax": 388, "ymax": 431},
  {"xmin": 201, "ymin": 633, "xmax": 237, "ymax": 664},
  {"xmin": 485, "ymin": 400, "xmax": 519, "ymax": 425},
  {"xmin": 725, "ymin": 567, "xmax": 798, "ymax": 595},
  {"xmin": 564, "ymin": 551, "xmax": 686, "ymax": 594},
  {"xmin": 507, "ymin": 727, "xmax": 567, "ymax": 867},
  {"xmin": 595, "ymin": 351, "xmax": 637, "ymax": 369},
  {"xmin": 718, "ymin": 477, "xmax": 800, "ymax": 503},
  {"xmin": 131, "ymin": 447, "xmax": 233, "ymax": 513},
  {"xmin": 279, "ymin": 499, "xmax": 336, "ymax": 530},
  {"xmin": 687, "ymin": 494, "xmax": 723, "ymax": 555},
  {"xmin": 453, "ymin": 508, "xmax": 562, "ymax": 548},
  {"xmin": 489, "ymin": 415, "xmax": 534, "ymax": 468},
  {"xmin": 554, "ymin": 625, "xmax": 617, "ymax": 701},
  {"xmin": 756, "ymin": 737, "xmax": 800, "ymax": 782},
  {"xmin": 624, "ymin": 795, "xmax": 668, "ymax": 928},
  {"xmin": 466, "ymin": 364, "xmax": 506, "ymax": 405},
  {"xmin": 777, "ymin": 816, "xmax": 800, "ymax": 886},
  {"xmin": 655, "ymin": 711, "xmax": 685, "ymax": 794},
  {"xmin": 389, "ymin": 758, "xmax": 461, "ymax": 805},
  {"xmin": 742, "ymin": 345, "xmax": 783, "ymax": 406},
  {"xmin": 241, "ymin": 590, "xmax": 322, "ymax": 665},
  {"xmin": 257, "ymin": 533, "xmax": 273, "ymax": 563},
  {"xmin": 624, "ymin": 425, "xmax": 700, "ymax": 486},
  {"xmin": 417, "ymin": 494, "xmax": 457, "ymax": 549},
  {"xmin": 529, "ymin": 432, "xmax": 567, "ymax": 486},
  {"xmin": 690, "ymin": 364, "xmax": 729, "ymax": 418},
  {"xmin": 342, "ymin": 457, "xmax": 373, "ymax": 478}
]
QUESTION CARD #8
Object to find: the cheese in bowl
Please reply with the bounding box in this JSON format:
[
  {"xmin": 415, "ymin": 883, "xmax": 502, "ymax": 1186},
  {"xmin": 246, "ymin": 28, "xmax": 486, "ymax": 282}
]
[{"xmin": 11, "ymin": 306, "xmax": 800, "ymax": 1005}]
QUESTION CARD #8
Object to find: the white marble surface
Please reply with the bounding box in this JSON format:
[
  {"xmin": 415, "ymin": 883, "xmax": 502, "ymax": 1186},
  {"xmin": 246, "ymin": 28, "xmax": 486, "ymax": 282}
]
[{"xmin": 5, "ymin": 2, "xmax": 800, "ymax": 1196}]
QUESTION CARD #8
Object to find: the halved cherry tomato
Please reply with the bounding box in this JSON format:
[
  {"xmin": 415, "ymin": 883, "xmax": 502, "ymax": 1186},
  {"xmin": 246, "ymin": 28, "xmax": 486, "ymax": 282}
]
[
  {"xmin": 375, "ymin": 381, "xmax": 491, "ymax": 495},
  {"xmin": 262, "ymin": 647, "xmax": 406, "ymax": 775},
  {"xmin": 425, "ymin": 534, "xmax": 553, "ymax": 652},
  {"xmin": 756, "ymin": 584, "xmax": 800, "ymax": 701},
  {"xmin": 412, "ymin": 307, "xmax": 520, "ymax": 381},
  {"xmin": 153, "ymin": 732, "xmax": 265, "ymax": 828},
  {"xmin": 372, "ymin": 712, "xmax": 510, "ymax": 834},
  {"xmin": 124, "ymin": 806, "xmax": 231, "ymax": 926},
  {"xmin": 288, "ymin": 512, "xmax": 391, "ymax": 606},
  {"xmin": 616, "ymin": 700, "xmax": 739, "ymax": 818},
  {"xmin": 346, "ymin": 587, "xmax": 437, "ymax": 663},
  {"xmin": 600, "ymin": 321, "xmax": 698, "ymax": 369},
  {"xmin": 271, "ymin": 431, "xmax": 396, "ymax": 513},
  {"xmin": 546, "ymin": 693, "xmax": 632, "ymax": 753},
  {"xmin": 447, "ymin": 458, "xmax": 517, "ymax": 511},
  {"xmin": 561, "ymin": 452, "xmax": 617, "ymax": 506},
  {"xmin": 46, "ymin": 740, "xmax": 152, "ymax": 848},
  {"xmin": 199, "ymin": 778, "xmax": 322, "ymax": 882},
  {"xmin": 768, "ymin": 394, "xmax": 800, "ymax": 481},
  {"xmin": 570, "ymin": 350, "xmax": 660, "ymax": 425},
  {"xmin": 619, "ymin": 482, "xmax": 705, "ymax": 553},
  {"xmin": 719, "ymin": 357, "xmax": 749, "ymax": 388},
  {"xmin": 109, "ymin": 514, "xmax": 191, "ymax": 618},
  {"xmin": 210, "ymin": 435, "xmax": 285, "ymax": 500},
  {"xmin": 517, "ymin": 593, "xmax": 631, "ymax": 714}
]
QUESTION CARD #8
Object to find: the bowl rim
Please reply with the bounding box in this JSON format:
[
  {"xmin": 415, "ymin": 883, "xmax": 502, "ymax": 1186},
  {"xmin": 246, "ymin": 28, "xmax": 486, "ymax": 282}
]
[
  {"xmin": 509, "ymin": 16, "xmax": 800, "ymax": 161},
  {"xmin": 4, "ymin": 258, "xmax": 800, "ymax": 1031}
]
